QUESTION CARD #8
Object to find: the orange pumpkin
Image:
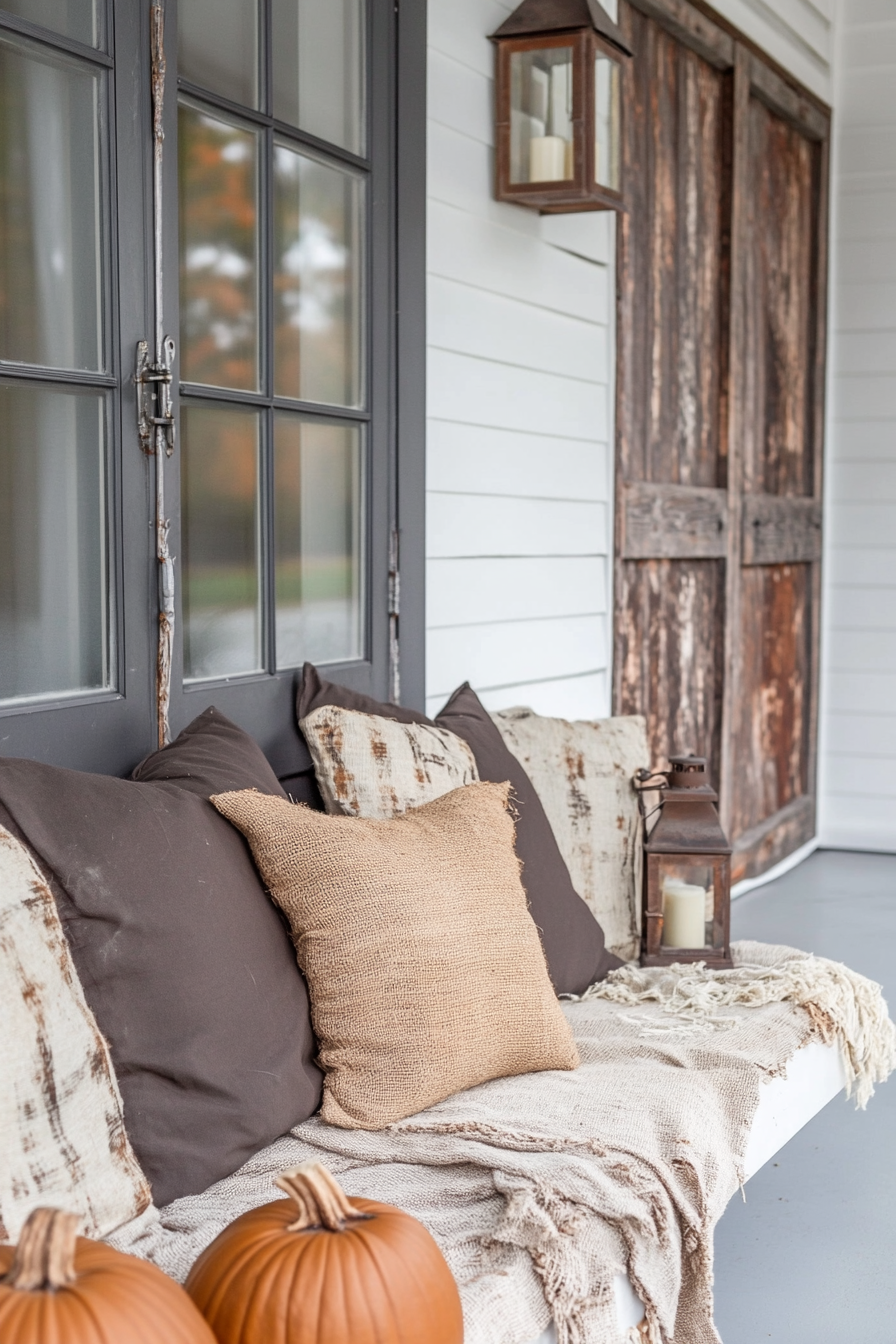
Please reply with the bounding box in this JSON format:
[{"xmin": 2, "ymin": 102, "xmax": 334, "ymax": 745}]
[
  {"xmin": 185, "ymin": 1162, "xmax": 464, "ymax": 1344},
  {"xmin": 0, "ymin": 1207, "xmax": 217, "ymax": 1343}
]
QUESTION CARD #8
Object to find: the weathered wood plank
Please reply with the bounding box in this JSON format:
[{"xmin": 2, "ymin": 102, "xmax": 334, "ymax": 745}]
[
  {"xmin": 749, "ymin": 54, "xmax": 829, "ymax": 142},
  {"xmin": 741, "ymin": 495, "xmax": 822, "ymax": 565},
  {"xmin": 718, "ymin": 43, "xmax": 750, "ymax": 842},
  {"xmin": 625, "ymin": 0, "xmax": 734, "ymax": 69},
  {"xmin": 622, "ymin": 481, "xmax": 728, "ymax": 558},
  {"xmin": 615, "ymin": 5, "xmax": 729, "ymax": 490},
  {"xmin": 806, "ymin": 126, "xmax": 830, "ymax": 853},
  {"xmin": 742, "ymin": 97, "xmax": 818, "ymax": 498},
  {"xmin": 729, "ymin": 564, "xmax": 811, "ymax": 839},
  {"xmin": 731, "ymin": 794, "xmax": 815, "ymax": 884},
  {"xmin": 616, "ymin": 558, "xmax": 725, "ymax": 776}
]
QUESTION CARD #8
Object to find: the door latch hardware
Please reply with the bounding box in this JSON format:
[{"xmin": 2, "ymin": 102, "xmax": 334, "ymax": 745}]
[{"xmin": 136, "ymin": 336, "xmax": 177, "ymax": 457}]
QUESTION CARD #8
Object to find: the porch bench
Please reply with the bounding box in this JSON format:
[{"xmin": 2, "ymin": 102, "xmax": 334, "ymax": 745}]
[
  {"xmin": 3, "ymin": 681, "xmax": 891, "ymax": 1344},
  {"xmin": 106, "ymin": 968, "xmax": 867, "ymax": 1344}
]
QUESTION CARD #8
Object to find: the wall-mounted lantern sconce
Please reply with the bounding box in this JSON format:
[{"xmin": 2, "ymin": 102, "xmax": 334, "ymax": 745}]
[
  {"xmin": 637, "ymin": 755, "xmax": 733, "ymax": 969},
  {"xmin": 490, "ymin": 0, "xmax": 632, "ymax": 214}
]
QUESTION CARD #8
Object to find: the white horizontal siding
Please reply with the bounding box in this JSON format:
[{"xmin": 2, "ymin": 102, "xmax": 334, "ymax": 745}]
[
  {"xmin": 827, "ymin": 422, "xmax": 896, "ymax": 461},
  {"xmin": 429, "ymin": 276, "xmax": 608, "ymax": 381},
  {"xmin": 709, "ymin": 0, "xmax": 832, "ymax": 103},
  {"xmin": 428, "ymin": 672, "xmax": 609, "ymax": 722},
  {"xmin": 428, "ymin": 422, "xmax": 607, "ymax": 500},
  {"xmin": 428, "ymin": 202, "xmax": 611, "ymax": 322},
  {"xmin": 427, "ymin": 557, "xmax": 607, "ymax": 628},
  {"xmin": 824, "ymin": 630, "xmax": 896, "ymax": 673},
  {"xmin": 822, "ymin": 794, "xmax": 896, "ymax": 852},
  {"xmin": 428, "ymin": 349, "xmax": 608, "ymax": 441},
  {"xmin": 427, "ymin": 495, "xmax": 608, "ymax": 558},
  {"xmin": 826, "ymin": 586, "xmax": 896, "ymax": 630},
  {"xmin": 825, "ymin": 711, "xmax": 896, "ymax": 757},
  {"xmin": 425, "ymin": 0, "xmax": 615, "ymax": 720},
  {"xmin": 818, "ymin": 0, "xmax": 896, "ymax": 852},
  {"xmin": 427, "ymin": 614, "xmax": 608, "ymax": 703}
]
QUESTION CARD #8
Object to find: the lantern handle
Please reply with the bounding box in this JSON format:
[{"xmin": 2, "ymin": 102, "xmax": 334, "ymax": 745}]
[{"xmin": 633, "ymin": 768, "xmax": 668, "ymax": 824}]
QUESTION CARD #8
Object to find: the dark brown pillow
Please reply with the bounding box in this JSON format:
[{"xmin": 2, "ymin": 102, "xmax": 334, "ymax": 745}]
[
  {"xmin": 0, "ymin": 708, "xmax": 323, "ymax": 1208},
  {"xmin": 297, "ymin": 662, "xmax": 430, "ymax": 726},
  {"xmin": 296, "ymin": 666, "xmax": 620, "ymax": 994}
]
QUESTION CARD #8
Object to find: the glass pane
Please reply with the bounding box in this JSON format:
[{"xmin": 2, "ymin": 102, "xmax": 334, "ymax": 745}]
[
  {"xmin": 0, "ymin": 1, "xmax": 101, "ymax": 47},
  {"xmin": 0, "ymin": 382, "xmax": 109, "ymax": 702},
  {"xmin": 509, "ymin": 47, "xmax": 573, "ymax": 184},
  {"xmin": 275, "ymin": 415, "xmax": 363, "ymax": 668},
  {"xmin": 179, "ymin": 104, "xmax": 259, "ymax": 391},
  {"xmin": 274, "ymin": 145, "xmax": 363, "ymax": 408},
  {"xmin": 272, "ymin": 0, "xmax": 365, "ymax": 155},
  {"xmin": 0, "ymin": 37, "xmax": 104, "ymax": 371},
  {"xmin": 181, "ymin": 403, "xmax": 262, "ymax": 680},
  {"xmin": 595, "ymin": 54, "xmax": 620, "ymax": 192},
  {"xmin": 178, "ymin": 0, "xmax": 258, "ymax": 110}
]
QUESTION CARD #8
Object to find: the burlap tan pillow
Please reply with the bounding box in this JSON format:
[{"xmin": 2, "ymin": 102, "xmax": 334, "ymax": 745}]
[
  {"xmin": 300, "ymin": 704, "xmax": 478, "ymax": 819},
  {"xmin": 212, "ymin": 782, "xmax": 579, "ymax": 1128}
]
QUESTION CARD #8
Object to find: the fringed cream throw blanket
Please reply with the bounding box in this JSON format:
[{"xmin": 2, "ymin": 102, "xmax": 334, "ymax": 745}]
[{"xmin": 112, "ymin": 942, "xmax": 895, "ymax": 1344}]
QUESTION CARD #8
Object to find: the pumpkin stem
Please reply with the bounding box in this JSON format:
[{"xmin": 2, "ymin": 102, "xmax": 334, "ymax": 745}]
[
  {"xmin": 276, "ymin": 1163, "xmax": 371, "ymax": 1233},
  {"xmin": 2, "ymin": 1209, "xmax": 80, "ymax": 1291}
]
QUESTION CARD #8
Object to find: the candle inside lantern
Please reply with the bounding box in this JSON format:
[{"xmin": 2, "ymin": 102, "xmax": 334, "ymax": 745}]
[
  {"xmin": 529, "ymin": 135, "xmax": 569, "ymax": 181},
  {"xmin": 661, "ymin": 878, "xmax": 707, "ymax": 948}
]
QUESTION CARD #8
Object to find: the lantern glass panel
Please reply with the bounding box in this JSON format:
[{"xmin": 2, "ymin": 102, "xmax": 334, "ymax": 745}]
[
  {"xmin": 659, "ymin": 860, "xmax": 714, "ymax": 949},
  {"xmin": 594, "ymin": 52, "xmax": 620, "ymax": 191},
  {"xmin": 509, "ymin": 46, "xmax": 574, "ymax": 184}
]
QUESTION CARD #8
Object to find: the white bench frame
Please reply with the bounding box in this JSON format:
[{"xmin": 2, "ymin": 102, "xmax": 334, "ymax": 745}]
[{"xmin": 530, "ymin": 1038, "xmax": 848, "ymax": 1339}]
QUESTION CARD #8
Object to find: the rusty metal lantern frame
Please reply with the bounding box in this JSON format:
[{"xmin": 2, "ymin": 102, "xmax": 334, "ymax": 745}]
[
  {"xmin": 490, "ymin": 0, "xmax": 632, "ymax": 214},
  {"xmin": 636, "ymin": 755, "xmax": 733, "ymax": 969}
]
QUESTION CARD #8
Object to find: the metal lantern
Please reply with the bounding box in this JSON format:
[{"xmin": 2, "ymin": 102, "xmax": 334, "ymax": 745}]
[
  {"xmin": 637, "ymin": 755, "xmax": 733, "ymax": 969},
  {"xmin": 490, "ymin": 0, "xmax": 631, "ymax": 214}
]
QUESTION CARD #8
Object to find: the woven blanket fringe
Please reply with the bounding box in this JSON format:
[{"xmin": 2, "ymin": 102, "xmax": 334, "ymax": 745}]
[{"xmin": 570, "ymin": 940, "xmax": 896, "ymax": 1109}]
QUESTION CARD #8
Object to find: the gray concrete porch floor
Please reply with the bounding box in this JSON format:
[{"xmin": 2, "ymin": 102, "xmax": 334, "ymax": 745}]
[{"xmin": 713, "ymin": 849, "xmax": 896, "ymax": 1344}]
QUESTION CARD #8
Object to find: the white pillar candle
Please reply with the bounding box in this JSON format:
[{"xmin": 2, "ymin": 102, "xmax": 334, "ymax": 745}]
[
  {"xmin": 529, "ymin": 135, "xmax": 569, "ymax": 182},
  {"xmin": 661, "ymin": 879, "xmax": 707, "ymax": 948}
]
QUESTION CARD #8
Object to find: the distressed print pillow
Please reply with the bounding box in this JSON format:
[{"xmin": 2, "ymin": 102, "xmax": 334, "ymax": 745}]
[
  {"xmin": 301, "ymin": 704, "xmax": 479, "ymax": 819},
  {"xmin": 0, "ymin": 826, "xmax": 151, "ymax": 1241},
  {"xmin": 492, "ymin": 709, "xmax": 649, "ymax": 962}
]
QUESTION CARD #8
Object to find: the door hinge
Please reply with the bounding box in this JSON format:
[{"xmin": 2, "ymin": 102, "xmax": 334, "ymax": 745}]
[
  {"xmin": 388, "ymin": 528, "xmax": 400, "ymax": 618},
  {"xmin": 136, "ymin": 336, "xmax": 176, "ymax": 457}
]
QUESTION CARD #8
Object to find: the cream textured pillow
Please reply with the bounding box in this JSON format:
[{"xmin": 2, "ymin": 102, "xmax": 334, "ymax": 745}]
[
  {"xmin": 212, "ymin": 783, "xmax": 579, "ymax": 1128},
  {"xmin": 301, "ymin": 704, "xmax": 479, "ymax": 819},
  {"xmin": 491, "ymin": 709, "xmax": 649, "ymax": 962},
  {"xmin": 0, "ymin": 826, "xmax": 151, "ymax": 1240}
]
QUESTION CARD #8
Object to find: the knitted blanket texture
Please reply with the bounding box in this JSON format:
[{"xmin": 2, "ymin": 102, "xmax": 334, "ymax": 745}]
[{"xmin": 110, "ymin": 942, "xmax": 895, "ymax": 1344}]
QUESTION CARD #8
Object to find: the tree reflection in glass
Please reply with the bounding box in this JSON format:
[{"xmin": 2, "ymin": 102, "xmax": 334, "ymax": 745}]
[
  {"xmin": 178, "ymin": 104, "xmax": 259, "ymax": 391},
  {"xmin": 274, "ymin": 144, "xmax": 363, "ymax": 409},
  {"xmin": 181, "ymin": 403, "xmax": 262, "ymax": 680}
]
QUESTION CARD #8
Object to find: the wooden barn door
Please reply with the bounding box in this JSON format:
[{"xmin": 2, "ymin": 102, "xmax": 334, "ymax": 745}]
[{"xmin": 613, "ymin": 0, "xmax": 829, "ymax": 882}]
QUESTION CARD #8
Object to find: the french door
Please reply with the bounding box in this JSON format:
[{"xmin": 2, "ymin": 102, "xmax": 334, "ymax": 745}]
[
  {"xmin": 0, "ymin": 0, "xmax": 424, "ymax": 778},
  {"xmin": 613, "ymin": 0, "xmax": 829, "ymax": 881}
]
